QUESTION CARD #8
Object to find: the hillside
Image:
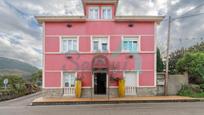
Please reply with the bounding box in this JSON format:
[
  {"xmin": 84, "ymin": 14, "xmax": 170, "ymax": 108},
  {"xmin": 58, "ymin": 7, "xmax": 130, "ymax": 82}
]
[{"xmin": 0, "ymin": 57, "xmax": 39, "ymax": 79}]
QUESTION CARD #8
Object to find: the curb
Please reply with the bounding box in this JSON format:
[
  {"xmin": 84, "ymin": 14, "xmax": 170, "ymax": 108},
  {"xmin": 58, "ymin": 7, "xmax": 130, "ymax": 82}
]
[{"xmin": 32, "ymin": 98, "xmax": 201, "ymax": 106}]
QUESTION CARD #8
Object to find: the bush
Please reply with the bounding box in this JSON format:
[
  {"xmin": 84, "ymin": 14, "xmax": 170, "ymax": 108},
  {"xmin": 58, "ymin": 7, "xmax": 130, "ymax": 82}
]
[
  {"xmin": 178, "ymin": 85, "xmax": 194, "ymax": 96},
  {"xmin": 200, "ymin": 84, "xmax": 204, "ymax": 90},
  {"xmin": 31, "ymin": 70, "xmax": 42, "ymax": 87},
  {"xmin": 176, "ymin": 52, "xmax": 204, "ymax": 84},
  {"xmin": 178, "ymin": 85, "xmax": 204, "ymax": 98}
]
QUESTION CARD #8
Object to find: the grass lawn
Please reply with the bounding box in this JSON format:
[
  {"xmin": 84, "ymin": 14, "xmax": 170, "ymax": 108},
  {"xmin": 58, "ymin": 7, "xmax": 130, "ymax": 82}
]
[{"xmin": 191, "ymin": 92, "xmax": 204, "ymax": 98}]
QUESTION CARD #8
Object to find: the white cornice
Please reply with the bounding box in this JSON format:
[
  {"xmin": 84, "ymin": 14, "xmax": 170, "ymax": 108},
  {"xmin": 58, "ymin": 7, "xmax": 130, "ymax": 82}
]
[
  {"xmin": 35, "ymin": 16, "xmax": 86, "ymax": 24},
  {"xmin": 115, "ymin": 16, "xmax": 165, "ymax": 24}
]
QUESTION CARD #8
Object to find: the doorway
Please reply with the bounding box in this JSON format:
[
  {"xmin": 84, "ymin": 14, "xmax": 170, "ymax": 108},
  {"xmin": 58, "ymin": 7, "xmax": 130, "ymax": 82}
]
[{"xmin": 94, "ymin": 73, "xmax": 107, "ymax": 95}]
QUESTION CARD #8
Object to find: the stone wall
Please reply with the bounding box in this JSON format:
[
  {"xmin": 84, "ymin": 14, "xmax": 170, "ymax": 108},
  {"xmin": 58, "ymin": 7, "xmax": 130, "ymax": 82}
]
[
  {"xmin": 42, "ymin": 88, "xmax": 118, "ymax": 98},
  {"xmin": 137, "ymin": 87, "xmax": 157, "ymax": 96},
  {"xmin": 42, "ymin": 89, "xmax": 63, "ymax": 97},
  {"xmin": 157, "ymin": 72, "xmax": 188, "ymax": 96},
  {"xmin": 81, "ymin": 88, "xmax": 118, "ymax": 98}
]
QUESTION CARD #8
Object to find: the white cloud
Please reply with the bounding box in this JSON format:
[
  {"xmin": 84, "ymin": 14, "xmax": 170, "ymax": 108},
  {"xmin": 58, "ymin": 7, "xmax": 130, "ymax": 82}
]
[
  {"xmin": 176, "ymin": 6, "xmax": 194, "ymax": 16},
  {"xmin": 171, "ymin": 0, "xmax": 180, "ymax": 5},
  {"xmin": 0, "ymin": 0, "xmax": 203, "ymax": 67}
]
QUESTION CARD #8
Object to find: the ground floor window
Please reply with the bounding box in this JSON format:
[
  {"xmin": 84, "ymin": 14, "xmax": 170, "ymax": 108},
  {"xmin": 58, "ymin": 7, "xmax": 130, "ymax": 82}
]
[
  {"xmin": 63, "ymin": 72, "xmax": 76, "ymax": 88},
  {"xmin": 124, "ymin": 72, "xmax": 137, "ymax": 95},
  {"xmin": 63, "ymin": 72, "xmax": 76, "ymax": 96}
]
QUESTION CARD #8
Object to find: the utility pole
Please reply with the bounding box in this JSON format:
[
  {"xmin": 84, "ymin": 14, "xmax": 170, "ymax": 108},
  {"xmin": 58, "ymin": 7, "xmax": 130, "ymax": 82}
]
[{"xmin": 164, "ymin": 16, "xmax": 171, "ymax": 96}]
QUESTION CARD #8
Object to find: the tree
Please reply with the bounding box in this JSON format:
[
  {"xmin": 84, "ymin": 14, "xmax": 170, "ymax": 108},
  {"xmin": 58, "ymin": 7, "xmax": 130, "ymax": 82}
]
[
  {"xmin": 157, "ymin": 48, "xmax": 164, "ymax": 72},
  {"xmin": 176, "ymin": 52, "xmax": 204, "ymax": 84},
  {"xmin": 31, "ymin": 70, "xmax": 42, "ymax": 86},
  {"xmin": 169, "ymin": 48, "xmax": 185, "ymax": 74},
  {"xmin": 169, "ymin": 42, "xmax": 204, "ymax": 74}
]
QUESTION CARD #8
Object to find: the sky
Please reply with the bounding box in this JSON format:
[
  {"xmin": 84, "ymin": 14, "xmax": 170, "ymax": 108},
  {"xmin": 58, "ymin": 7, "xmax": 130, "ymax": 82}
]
[{"xmin": 0, "ymin": 0, "xmax": 204, "ymax": 68}]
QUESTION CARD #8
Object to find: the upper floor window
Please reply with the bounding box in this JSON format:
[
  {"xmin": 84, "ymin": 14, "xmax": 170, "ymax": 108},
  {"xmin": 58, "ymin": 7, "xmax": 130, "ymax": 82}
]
[
  {"xmin": 92, "ymin": 37, "xmax": 108, "ymax": 52},
  {"xmin": 101, "ymin": 6, "xmax": 112, "ymax": 19},
  {"xmin": 61, "ymin": 37, "xmax": 78, "ymax": 53},
  {"xmin": 88, "ymin": 7, "xmax": 99, "ymax": 19},
  {"xmin": 122, "ymin": 37, "xmax": 139, "ymax": 52}
]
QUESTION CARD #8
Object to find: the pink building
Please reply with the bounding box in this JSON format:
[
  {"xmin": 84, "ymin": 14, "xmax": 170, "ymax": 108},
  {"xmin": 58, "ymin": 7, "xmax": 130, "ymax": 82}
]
[{"xmin": 36, "ymin": 0, "xmax": 164, "ymax": 97}]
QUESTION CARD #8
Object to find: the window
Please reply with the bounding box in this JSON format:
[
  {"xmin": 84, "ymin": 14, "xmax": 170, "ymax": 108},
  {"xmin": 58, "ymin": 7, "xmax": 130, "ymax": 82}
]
[
  {"xmin": 92, "ymin": 37, "xmax": 108, "ymax": 52},
  {"xmin": 63, "ymin": 72, "xmax": 75, "ymax": 88},
  {"xmin": 101, "ymin": 7, "xmax": 112, "ymax": 19},
  {"xmin": 88, "ymin": 7, "xmax": 99, "ymax": 19},
  {"xmin": 125, "ymin": 72, "xmax": 137, "ymax": 95},
  {"xmin": 61, "ymin": 37, "xmax": 78, "ymax": 53},
  {"xmin": 125, "ymin": 72, "xmax": 137, "ymax": 87},
  {"xmin": 122, "ymin": 37, "xmax": 139, "ymax": 52}
]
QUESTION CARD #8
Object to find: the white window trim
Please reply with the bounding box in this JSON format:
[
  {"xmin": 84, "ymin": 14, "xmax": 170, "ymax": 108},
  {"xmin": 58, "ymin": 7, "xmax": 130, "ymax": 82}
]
[
  {"xmin": 101, "ymin": 6, "xmax": 113, "ymax": 20},
  {"xmin": 121, "ymin": 35, "xmax": 141, "ymax": 53},
  {"xmin": 60, "ymin": 36, "xmax": 79, "ymax": 53},
  {"xmin": 62, "ymin": 71, "xmax": 77, "ymax": 88},
  {"xmin": 88, "ymin": 6, "xmax": 100, "ymax": 20},
  {"xmin": 91, "ymin": 35, "xmax": 110, "ymax": 53}
]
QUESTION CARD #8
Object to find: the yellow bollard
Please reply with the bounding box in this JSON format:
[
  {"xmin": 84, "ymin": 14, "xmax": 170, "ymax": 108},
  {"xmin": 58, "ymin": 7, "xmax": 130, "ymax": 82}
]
[
  {"xmin": 75, "ymin": 80, "xmax": 82, "ymax": 98},
  {"xmin": 118, "ymin": 79, "xmax": 125, "ymax": 97}
]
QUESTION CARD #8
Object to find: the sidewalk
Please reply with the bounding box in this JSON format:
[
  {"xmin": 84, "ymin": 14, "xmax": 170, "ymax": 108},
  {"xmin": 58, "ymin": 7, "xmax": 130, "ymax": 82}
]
[{"xmin": 32, "ymin": 96, "xmax": 200, "ymax": 105}]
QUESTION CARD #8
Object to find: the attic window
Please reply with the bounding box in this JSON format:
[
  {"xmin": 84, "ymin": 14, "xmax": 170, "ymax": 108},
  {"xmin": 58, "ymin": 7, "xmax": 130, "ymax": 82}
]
[
  {"xmin": 101, "ymin": 6, "xmax": 112, "ymax": 19},
  {"xmin": 88, "ymin": 7, "xmax": 99, "ymax": 19},
  {"xmin": 88, "ymin": 6, "xmax": 113, "ymax": 20}
]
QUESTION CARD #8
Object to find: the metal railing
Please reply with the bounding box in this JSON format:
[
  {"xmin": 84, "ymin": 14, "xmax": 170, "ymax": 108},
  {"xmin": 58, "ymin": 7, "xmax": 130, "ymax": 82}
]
[
  {"xmin": 63, "ymin": 87, "xmax": 75, "ymax": 96},
  {"xmin": 125, "ymin": 86, "xmax": 137, "ymax": 96}
]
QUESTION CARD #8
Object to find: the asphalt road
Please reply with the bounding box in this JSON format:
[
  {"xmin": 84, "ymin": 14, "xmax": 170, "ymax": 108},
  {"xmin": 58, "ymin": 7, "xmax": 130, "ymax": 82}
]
[{"xmin": 0, "ymin": 93, "xmax": 204, "ymax": 115}]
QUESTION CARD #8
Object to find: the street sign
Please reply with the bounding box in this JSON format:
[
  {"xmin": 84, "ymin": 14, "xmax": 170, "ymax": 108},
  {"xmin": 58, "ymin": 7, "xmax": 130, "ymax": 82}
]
[{"xmin": 3, "ymin": 79, "xmax": 8, "ymax": 89}]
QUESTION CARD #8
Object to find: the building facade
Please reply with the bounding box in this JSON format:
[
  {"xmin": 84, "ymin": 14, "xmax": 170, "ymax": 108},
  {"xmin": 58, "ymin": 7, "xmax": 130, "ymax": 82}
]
[{"xmin": 36, "ymin": 0, "xmax": 164, "ymax": 98}]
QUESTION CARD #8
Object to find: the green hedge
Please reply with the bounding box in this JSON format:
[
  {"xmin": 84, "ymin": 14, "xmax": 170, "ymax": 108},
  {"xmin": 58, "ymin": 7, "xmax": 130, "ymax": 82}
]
[{"xmin": 178, "ymin": 85, "xmax": 204, "ymax": 98}]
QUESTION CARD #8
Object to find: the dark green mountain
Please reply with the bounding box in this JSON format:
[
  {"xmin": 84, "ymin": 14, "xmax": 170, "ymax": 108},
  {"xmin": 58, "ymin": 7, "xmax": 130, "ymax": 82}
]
[{"xmin": 0, "ymin": 57, "xmax": 39, "ymax": 79}]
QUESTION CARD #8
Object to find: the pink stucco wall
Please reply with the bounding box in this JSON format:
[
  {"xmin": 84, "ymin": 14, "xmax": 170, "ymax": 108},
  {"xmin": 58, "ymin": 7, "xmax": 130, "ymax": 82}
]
[
  {"xmin": 44, "ymin": 72, "xmax": 61, "ymax": 87},
  {"xmin": 44, "ymin": 20, "xmax": 156, "ymax": 88},
  {"xmin": 45, "ymin": 21, "xmax": 154, "ymax": 35}
]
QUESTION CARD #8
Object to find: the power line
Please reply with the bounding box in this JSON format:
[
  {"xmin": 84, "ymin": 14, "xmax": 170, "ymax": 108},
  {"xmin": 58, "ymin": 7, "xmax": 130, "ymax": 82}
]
[
  {"xmin": 162, "ymin": 2, "xmax": 204, "ymax": 22},
  {"xmin": 172, "ymin": 12, "xmax": 204, "ymax": 20},
  {"xmin": 162, "ymin": 12, "xmax": 204, "ymax": 22},
  {"xmin": 180, "ymin": 2, "xmax": 204, "ymax": 17}
]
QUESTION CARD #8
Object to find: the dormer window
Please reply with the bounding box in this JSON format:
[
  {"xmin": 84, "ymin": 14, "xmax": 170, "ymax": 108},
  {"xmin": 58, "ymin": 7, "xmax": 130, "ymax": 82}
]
[
  {"xmin": 101, "ymin": 6, "xmax": 112, "ymax": 19},
  {"xmin": 88, "ymin": 6, "xmax": 113, "ymax": 20},
  {"xmin": 88, "ymin": 7, "xmax": 99, "ymax": 19}
]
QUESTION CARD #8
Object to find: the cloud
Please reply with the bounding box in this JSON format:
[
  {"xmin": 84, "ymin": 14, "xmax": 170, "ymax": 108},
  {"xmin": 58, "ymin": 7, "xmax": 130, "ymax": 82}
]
[
  {"xmin": 157, "ymin": 0, "xmax": 204, "ymax": 55},
  {"xmin": 0, "ymin": 0, "xmax": 204, "ymax": 68},
  {"xmin": 0, "ymin": 0, "xmax": 42, "ymax": 67}
]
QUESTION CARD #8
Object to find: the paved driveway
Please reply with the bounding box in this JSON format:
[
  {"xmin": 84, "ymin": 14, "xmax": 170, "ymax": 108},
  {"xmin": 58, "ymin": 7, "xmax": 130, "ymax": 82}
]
[{"xmin": 0, "ymin": 93, "xmax": 204, "ymax": 115}]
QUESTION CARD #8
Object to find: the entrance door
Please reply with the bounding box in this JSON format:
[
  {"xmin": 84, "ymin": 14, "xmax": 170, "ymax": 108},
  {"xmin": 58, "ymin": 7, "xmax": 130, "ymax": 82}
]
[{"xmin": 94, "ymin": 73, "xmax": 107, "ymax": 95}]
